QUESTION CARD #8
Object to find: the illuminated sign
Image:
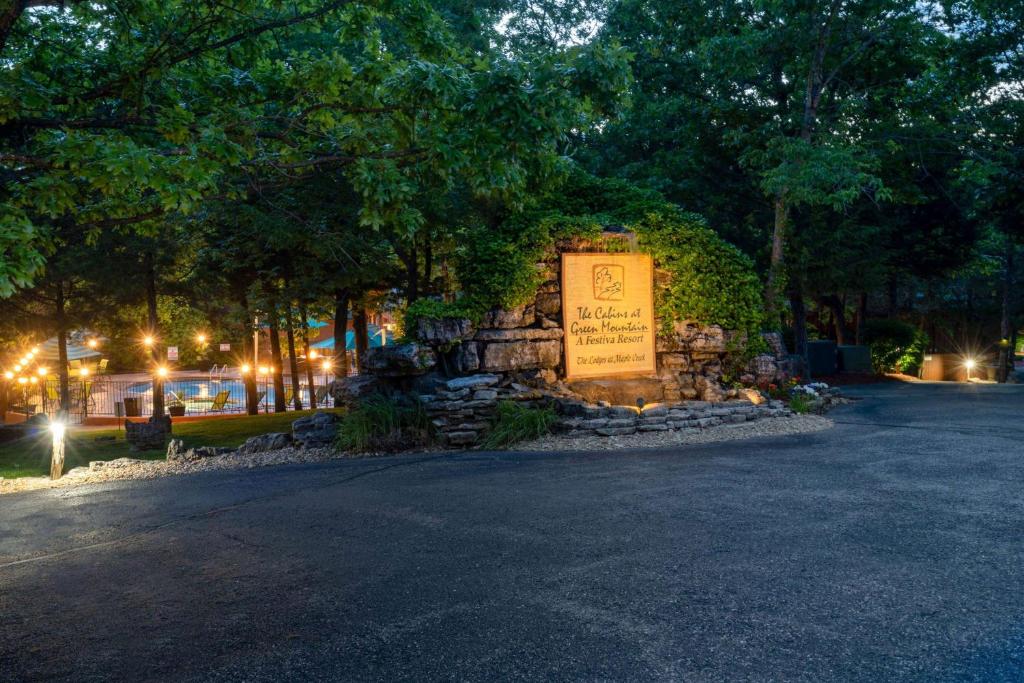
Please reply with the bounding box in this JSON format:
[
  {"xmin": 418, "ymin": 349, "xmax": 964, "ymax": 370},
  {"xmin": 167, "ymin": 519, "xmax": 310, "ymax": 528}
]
[{"xmin": 561, "ymin": 252, "xmax": 657, "ymax": 379}]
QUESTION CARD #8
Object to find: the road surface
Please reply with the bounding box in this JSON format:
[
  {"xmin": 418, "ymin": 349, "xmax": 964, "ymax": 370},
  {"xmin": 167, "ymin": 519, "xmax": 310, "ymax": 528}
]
[{"xmin": 2, "ymin": 382, "xmax": 1024, "ymax": 681}]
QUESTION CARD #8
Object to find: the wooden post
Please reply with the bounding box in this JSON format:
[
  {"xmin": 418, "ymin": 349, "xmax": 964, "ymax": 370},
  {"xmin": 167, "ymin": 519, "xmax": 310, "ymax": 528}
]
[{"xmin": 50, "ymin": 423, "xmax": 65, "ymax": 480}]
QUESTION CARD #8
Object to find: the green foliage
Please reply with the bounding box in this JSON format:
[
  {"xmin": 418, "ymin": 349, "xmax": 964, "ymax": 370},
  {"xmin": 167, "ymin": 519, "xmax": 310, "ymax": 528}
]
[
  {"xmin": 408, "ymin": 169, "xmax": 766, "ymax": 354},
  {"xmin": 788, "ymin": 393, "xmax": 812, "ymax": 415},
  {"xmin": 336, "ymin": 394, "xmax": 432, "ymax": 452},
  {"xmin": 635, "ymin": 209, "xmax": 765, "ymax": 349},
  {"xmin": 863, "ymin": 319, "xmax": 920, "ymax": 373},
  {"xmin": 480, "ymin": 400, "xmax": 558, "ymax": 450}
]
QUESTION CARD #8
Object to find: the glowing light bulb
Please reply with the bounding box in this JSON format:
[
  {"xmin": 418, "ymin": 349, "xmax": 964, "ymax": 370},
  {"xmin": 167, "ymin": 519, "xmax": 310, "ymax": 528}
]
[
  {"xmin": 143, "ymin": 335, "xmax": 154, "ymax": 347},
  {"xmin": 309, "ymin": 350, "xmax": 319, "ymax": 359},
  {"xmin": 258, "ymin": 366, "xmax": 270, "ymax": 375},
  {"xmin": 37, "ymin": 367, "xmax": 47, "ymax": 376},
  {"xmin": 80, "ymin": 367, "xmax": 90, "ymax": 377},
  {"xmin": 196, "ymin": 333, "xmax": 207, "ymax": 344},
  {"xmin": 29, "ymin": 376, "xmax": 38, "ymax": 385},
  {"xmin": 87, "ymin": 339, "xmax": 98, "ymax": 349},
  {"xmin": 17, "ymin": 376, "xmax": 28, "ymax": 385},
  {"xmin": 3, "ymin": 371, "xmax": 13, "ymax": 380},
  {"xmin": 240, "ymin": 364, "xmax": 251, "ymax": 374},
  {"xmin": 321, "ymin": 360, "xmax": 333, "ymax": 371},
  {"xmin": 156, "ymin": 366, "xmax": 169, "ymax": 378}
]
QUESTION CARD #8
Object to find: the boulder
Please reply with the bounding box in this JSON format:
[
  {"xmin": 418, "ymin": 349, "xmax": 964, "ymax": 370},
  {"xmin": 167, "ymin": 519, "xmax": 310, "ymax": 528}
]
[
  {"xmin": 166, "ymin": 445, "xmax": 233, "ymax": 463},
  {"xmin": 416, "ymin": 317, "xmax": 475, "ymax": 346},
  {"xmin": 474, "ymin": 328, "xmax": 563, "ymax": 342},
  {"xmin": 292, "ymin": 410, "xmax": 340, "ymax": 449},
  {"xmin": 361, "ymin": 342, "xmax": 436, "ymax": 377},
  {"xmin": 481, "ymin": 340, "xmax": 560, "ymax": 371},
  {"xmin": 567, "ymin": 378, "xmax": 665, "ymax": 407},
  {"xmin": 166, "ymin": 438, "xmax": 185, "ymax": 460},
  {"xmin": 742, "ymin": 388, "xmax": 766, "ymax": 405},
  {"xmin": 329, "ymin": 375, "xmax": 383, "ymax": 408},
  {"xmin": 455, "ymin": 341, "xmax": 480, "ymax": 373},
  {"xmin": 125, "ymin": 415, "xmax": 171, "ymax": 451},
  {"xmin": 445, "ymin": 374, "xmax": 501, "ymax": 391},
  {"xmin": 695, "ymin": 375, "xmax": 726, "ymax": 403},
  {"xmin": 534, "ymin": 290, "xmax": 562, "ymax": 317},
  {"xmin": 238, "ymin": 432, "xmax": 293, "ymax": 454},
  {"xmin": 480, "ymin": 304, "xmax": 535, "ymax": 329}
]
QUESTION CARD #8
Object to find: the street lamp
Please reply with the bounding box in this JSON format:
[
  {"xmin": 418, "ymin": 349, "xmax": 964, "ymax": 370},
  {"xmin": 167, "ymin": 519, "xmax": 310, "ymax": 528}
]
[
  {"xmin": 143, "ymin": 335, "xmax": 155, "ymax": 347},
  {"xmin": 156, "ymin": 366, "xmax": 169, "ymax": 378},
  {"xmin": 50, "ymin": 420, "xmax": 66, "ymax": 480},
  {"xmin": 87, "ymin": 338, "xmax": 99, "ymax": 349},
  {"xmin": 196, "ymin": 333, "xmax": 207, "ymax": 345}
]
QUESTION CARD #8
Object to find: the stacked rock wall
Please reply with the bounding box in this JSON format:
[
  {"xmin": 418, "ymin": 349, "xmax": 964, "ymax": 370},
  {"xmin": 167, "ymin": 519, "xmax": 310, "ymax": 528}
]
[{"xmin": 350, "ymin": 232, "xmax": 786, "ymax": 447}]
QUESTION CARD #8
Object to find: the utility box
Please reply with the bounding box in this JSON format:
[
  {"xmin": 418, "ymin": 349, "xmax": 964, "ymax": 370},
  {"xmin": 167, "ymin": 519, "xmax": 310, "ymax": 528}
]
[
  {"xmin": 838, "ymin": 345, "xmax": 873, "ymax": 373},
  {"xmin": 123, "ymin": 397, "xmax": 141, "ymax": 417},
  {"xmin": 920, "ymin": 354, "xmax": 968, "ymax": 381},
  {"xmin": 807, "ymin": 340, "xmax": 838, "ymax": 376}
]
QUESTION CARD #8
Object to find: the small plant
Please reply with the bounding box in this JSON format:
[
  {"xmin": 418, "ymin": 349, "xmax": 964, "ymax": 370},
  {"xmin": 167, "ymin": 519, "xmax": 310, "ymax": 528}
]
[
  {"xmin": 336, "ymin": 394, "xmax": 432, "ymax": 452},
  {"xmin": 480, "ymin": 401, "xmax": 558, "ymax": 449},
  {"xmin": 788, "ymin": 392, "xmax": 813, "ymax": 414}
]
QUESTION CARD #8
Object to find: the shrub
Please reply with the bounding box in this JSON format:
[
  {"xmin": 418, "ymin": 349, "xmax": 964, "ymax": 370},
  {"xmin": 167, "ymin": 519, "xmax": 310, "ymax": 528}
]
[
  {"xmin": 336, "ymin": 394, "xmax": 432, "ymax": 452},
  {"xmin": 403, "ymin": 167, "xmax": 767, "ymax": 357},
  {"xmin": 863, "ymin": 319, "xmax": 920, "ymax": 373},
  {"xmin": 788, "ymin": 392, "xmax": 813, "ymax": 414},
  {"xmin": 480, "ymin": 401, "xmax": 558, "ymax": 449}
]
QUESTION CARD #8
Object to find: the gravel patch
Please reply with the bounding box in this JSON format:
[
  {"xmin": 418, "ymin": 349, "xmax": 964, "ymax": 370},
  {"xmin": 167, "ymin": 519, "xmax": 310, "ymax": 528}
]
[
  {"xmin": 519, "ymin": 414, "xmax": 833, "ymax": 452},
  {"xmin": 2, "ymin": 415, "xmax": 833, "ymax": 495},
  {"xmin": 0, "ymin": 446, "xmax": 345, "ymax": 496}
]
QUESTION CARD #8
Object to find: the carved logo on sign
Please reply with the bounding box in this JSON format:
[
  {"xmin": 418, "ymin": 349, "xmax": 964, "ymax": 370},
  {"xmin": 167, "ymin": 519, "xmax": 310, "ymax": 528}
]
[{"xmin": 593, "ymin": 264, "xmax": 624, "ymax": 301}]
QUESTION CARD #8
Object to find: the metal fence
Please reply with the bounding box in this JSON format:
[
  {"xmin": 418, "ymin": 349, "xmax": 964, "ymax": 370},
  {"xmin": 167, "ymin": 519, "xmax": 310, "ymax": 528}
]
[{"xmin": 5, "ymin": 375, "xmax": 336, "ymax": 424}]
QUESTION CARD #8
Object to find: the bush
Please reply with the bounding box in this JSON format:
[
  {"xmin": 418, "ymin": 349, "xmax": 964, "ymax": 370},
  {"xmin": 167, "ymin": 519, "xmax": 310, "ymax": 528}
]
[
  {"xmin": 336, "ymin": 394, "xmax": 432, "ymax": 452},
  {"xmin": 404, "ymin": 167, "xmax": 766, "ymax": 357},
  {"xmin": 788, "ymin": 392, "xmax": 813, "ymax": 414},
  {"xmin": 863, "ymin": 319, "xmax": 920, "ymax": 373},
  {"xmin": 480, "ymin": 401, "xmax": 558, "ymax": 449}
]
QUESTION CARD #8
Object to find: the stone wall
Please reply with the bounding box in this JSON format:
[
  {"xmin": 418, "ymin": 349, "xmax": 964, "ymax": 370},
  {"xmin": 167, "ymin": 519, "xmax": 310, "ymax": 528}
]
[{"xmin": 348, "ymin": 232, "xmax": 789, "ymax": 447}]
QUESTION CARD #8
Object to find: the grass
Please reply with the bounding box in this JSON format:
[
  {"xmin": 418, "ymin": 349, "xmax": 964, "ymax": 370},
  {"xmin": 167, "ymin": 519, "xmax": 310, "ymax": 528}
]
[
  {"xmin": 0, "ymin": 409, "xmax": 343, "ymax": 479},
  {"xmin": 336, "ymin": 394, "xmax": 431, "ymax": 452},
  {"xmin": 480, "ymin": 401, "xmax": 558, "ymax": 449}
]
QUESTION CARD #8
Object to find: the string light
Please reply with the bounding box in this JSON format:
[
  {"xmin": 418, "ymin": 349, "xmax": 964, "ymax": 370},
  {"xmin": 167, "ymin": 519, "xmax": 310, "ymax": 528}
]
[
  {"xmin": 240, "ymin": 363, "xmax": 251, "ymax": 374},
  {"xmin": 3, "ymin": 371, "xmax": 13, "ymax": 380}
]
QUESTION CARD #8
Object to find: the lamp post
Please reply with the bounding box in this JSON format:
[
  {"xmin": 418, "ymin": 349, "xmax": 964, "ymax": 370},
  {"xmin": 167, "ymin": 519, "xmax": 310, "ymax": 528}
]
[{"xmin": 50, "ymin": 421, "xmax": 65, "ymax": 480}]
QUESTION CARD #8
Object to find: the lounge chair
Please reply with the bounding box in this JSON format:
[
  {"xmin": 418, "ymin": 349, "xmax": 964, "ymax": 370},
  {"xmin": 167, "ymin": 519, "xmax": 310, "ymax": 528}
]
[{"xmin": 209, "ymin": 390, "xmax": 231, "ymax": 412}]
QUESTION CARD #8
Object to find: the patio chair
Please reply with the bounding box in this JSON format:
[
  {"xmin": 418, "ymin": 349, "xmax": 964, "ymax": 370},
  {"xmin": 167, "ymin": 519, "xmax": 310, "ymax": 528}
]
[
  {"xmin": 284, "ymin": 386, "xmax": 294, "ymax": 407},
  {"xmin": 209, "ymin": 390, "xmax": 231, "ymax": 412},
  {"xmin": 255, "ymin": 391, "xmax": 267, "ymax": 411},
  {"xmin": 314, "ymin": 385, "xmax": 331, "ymax": 407},
  {"xmin": 97, "ymin": 358, "xmax": 109, "ymax": 374}
]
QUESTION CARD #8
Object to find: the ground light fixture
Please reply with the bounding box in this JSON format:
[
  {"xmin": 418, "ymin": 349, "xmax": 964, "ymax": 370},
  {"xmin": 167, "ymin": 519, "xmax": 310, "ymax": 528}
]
[
  {"xmin": 50, "ymin": 420, "xmax": 66, "ymax": 480},
  {"xmin": 965, "ymin": 357, "xmax": 976, "ymax": 380}
]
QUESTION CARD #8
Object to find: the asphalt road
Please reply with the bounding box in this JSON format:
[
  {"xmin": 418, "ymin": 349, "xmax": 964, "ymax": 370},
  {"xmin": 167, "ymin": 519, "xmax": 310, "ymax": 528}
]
[{"xmin": 3, "ymin": 382, "xmax": 1024, "ymax": 682}]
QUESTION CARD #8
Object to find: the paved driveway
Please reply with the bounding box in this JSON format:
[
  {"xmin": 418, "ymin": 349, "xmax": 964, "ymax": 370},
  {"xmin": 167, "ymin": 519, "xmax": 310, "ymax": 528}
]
[{"xmin": 2, "ymin": 382, "xmax": 1024, "ymax": 681}]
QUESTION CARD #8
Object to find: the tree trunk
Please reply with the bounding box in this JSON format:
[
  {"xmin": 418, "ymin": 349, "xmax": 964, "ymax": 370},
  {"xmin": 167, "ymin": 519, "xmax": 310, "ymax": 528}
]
[
  {"xmin": 887, "ymin": 274, "xmax": 898, "ymax": 317},
  {"xmin": 333, "ymin": 289, "xmax": 350, "ymax": 376},
  {"xmin": 145, "ymin": 254, "xmax": 164, "ymax": 417},
  {"xmin": 855, "ymin": 292, "xmax": 867, "ymax": 345},
  {"xmin": 405, "ymin": 242, "xmax": 419, "ymax": 303},
  {"xmin": 55, "ymin": 279, "xmax": 71, "ymax": 414},
  {"xmin": 300, "ymin": 304, "xmax": 317, "ymax": 409},
  {"xmin": 790, "ymin": 291, "xmax": 808, "ymax": 374},
  {"xmin": 267, "ymin": 305, "xmax": 287, "ymax": 413},
  {"xmin": 285, "ymin": 305, "xmax": 303, "ymax": 410},
  {"xmin": 354, "ymin": 307, "xmax": 369, "ymax": 370},
  {"xmin": 766, "ymin": 195, "xmax": 788, "ymax": 316},
  {"xmin": 422, "ymin": 232, "xmax": 433, "ymax": 296},
  {"xmin": 998, "ymin": 241, "xmax": 1015, "ymax": 383},
  {"xmin": 240, "ymin": 299, "xmax": 259, "ymax": 415},
  {"xmin": 822, "ymin": 295, "xmax": 848, "ymax": 346}
]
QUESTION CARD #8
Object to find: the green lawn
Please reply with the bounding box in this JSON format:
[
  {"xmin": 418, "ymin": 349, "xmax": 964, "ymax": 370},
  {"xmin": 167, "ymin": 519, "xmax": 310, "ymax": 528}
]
[{"xmin": 0, "ymin": 409, "xmax": 343, "ymax": 479}]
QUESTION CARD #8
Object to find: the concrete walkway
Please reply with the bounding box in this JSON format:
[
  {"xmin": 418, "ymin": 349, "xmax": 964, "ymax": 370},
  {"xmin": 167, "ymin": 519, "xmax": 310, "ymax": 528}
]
[{"xmin": 2, "ymin": 382, "xmax": 1024, "ymax": 681}]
